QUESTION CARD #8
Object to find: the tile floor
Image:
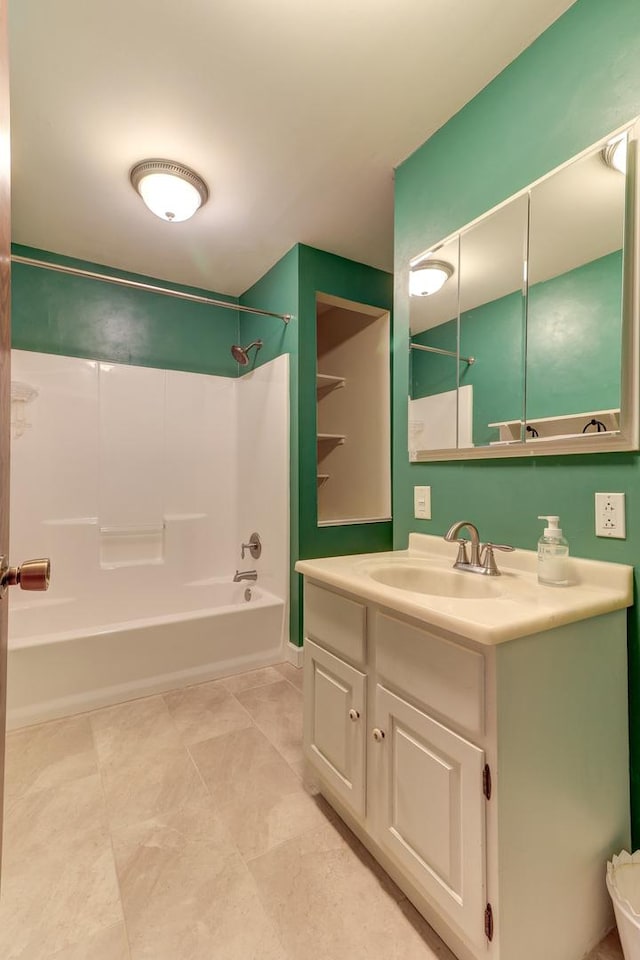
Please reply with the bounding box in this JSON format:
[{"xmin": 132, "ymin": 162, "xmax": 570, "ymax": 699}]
[{"xmin": 0, "ymin": 661, "xmax": 623, "ymax": 960}]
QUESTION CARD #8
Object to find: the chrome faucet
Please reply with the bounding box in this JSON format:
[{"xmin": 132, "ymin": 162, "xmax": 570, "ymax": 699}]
[
  {"xmin": 444, "ymin": 521, "xmax": 514, "ymax": 576},
  {"xmin": 233, "ymin": 569, "xmax": 258, "ymax": 582}
]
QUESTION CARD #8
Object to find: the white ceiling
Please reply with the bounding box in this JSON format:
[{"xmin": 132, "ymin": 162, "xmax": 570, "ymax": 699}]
[{"xmin": 8, "ymin": 0, "xmax": 578, "ymax": 296}]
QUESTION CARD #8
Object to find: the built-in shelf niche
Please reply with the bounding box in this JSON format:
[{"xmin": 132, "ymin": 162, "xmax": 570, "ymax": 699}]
[
  {"xmin": 488, "ymin": 408, "xmax": 620, "ymax": 444},
  {"xmin": 316, "ymin": 292, "xmax": 391, "ymax": 526}
]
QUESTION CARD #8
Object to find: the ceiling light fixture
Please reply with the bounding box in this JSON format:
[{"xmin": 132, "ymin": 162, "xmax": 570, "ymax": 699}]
[
  {"xmin": 602, "ymin": 136, "xmax": 627, "ymax": 175},
  {"xmin": 409, "ymin": 260, "xmax": 454, "ymax": 297},
  {"xmin": 130, "ymin": 159, "xmax": 209, "ymax": 222}
]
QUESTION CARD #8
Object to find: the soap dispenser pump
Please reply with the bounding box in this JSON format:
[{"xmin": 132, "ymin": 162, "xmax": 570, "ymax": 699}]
[{"xmin": 537, "ymin": 515, "xmax": 569, "ymax": 586}]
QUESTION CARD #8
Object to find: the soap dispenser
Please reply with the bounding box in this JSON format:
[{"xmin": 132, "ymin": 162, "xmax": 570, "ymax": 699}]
[{"xmin": 537, "ymin": 515, "xmax": 569, "ymax": 586}]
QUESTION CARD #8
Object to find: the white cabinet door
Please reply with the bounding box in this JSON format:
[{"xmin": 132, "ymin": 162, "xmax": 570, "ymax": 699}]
[
  {"xmin": 304, "ymin": 638, "xmax": 366, "ymax": 818},
  {"xmin": 373, "ymin": 684, "xmax": 487, "ymax": 947}
]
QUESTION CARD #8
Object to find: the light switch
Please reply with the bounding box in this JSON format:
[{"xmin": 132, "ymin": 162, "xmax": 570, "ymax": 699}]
[{"xmin": 414, "ymin": 486, "xmax": 431, "ymax": 520}]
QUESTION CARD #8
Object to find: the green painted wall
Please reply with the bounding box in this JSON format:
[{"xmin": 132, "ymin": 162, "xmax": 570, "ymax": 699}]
[
  {"xmin": 241, "ymin": 243, "xmax": 393, "ymax": 646},
  {"xmin": 528, "ymin": 250, "xmax": 623, "ymax": 418},
  {"xmin": 412, "ymin": 251, "xmax": 622, "ymax": 444},
  {"xmin": 394, "ymin": 0, "xmax": 640, "ymax": 843},
  {"xmin": 11, "ymin": 244, "xmax": 239, "ymax": 376},
  {"xmin": 239, "ymin": 247, "xmax": 301, "ymax": 648}
]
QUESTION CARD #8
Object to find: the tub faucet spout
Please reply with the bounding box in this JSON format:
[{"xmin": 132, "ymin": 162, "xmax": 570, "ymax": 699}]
[{"xmin": 233, "ymin": 569, "xmax": 257, "ymax": 582}]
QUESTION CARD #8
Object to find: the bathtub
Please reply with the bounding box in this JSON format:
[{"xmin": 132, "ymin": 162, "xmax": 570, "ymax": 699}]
[{"xmin": 7, "ymin": 579, "xmax": 285, "ymax": 729}]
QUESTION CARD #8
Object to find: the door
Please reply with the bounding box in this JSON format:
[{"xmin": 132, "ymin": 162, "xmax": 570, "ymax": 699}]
[
  {"xmin": 373, "ymin": 684, "xmax": 487, "ymax": 947},
  {"xmin": 0, "ymin": 0, "xmax": 11, "ymax": 873},
  {"xmin": 303, "ymin": 638, "xmax": 366, "ymax": 818}
]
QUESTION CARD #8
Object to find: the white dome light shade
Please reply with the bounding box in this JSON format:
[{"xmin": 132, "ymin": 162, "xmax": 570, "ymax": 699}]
[
  {"xmin": 602, "ymin": 136, "xmax": 627, "ymax": 175},
  {"xmin": 409, "ymin": 260, "xmax": 454, "ymax": 297},
  {"xmin": 130, "ymin": 160, "xmax": 209, "ymax": 222}
]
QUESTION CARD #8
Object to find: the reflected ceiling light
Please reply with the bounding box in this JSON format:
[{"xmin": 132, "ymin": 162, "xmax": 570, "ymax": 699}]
[
  {"xmin": 130, "ymin": 159, "xmax": 209, "ymax": 222},
  {"xmin": 602, "ymin": 136, "xmax": 627, "ymax": 175},
  {"xmin": 409, "ymin": 260, "xmax": 454, "ymax": 297}
]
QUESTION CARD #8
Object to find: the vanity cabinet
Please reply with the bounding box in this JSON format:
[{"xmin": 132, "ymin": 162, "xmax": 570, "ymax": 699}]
[
  {"xmin": 301, "ymin": 579, "xmax": 630, "ymax": 960},
  {"xmin": 304, "ymin": 638, "xmax": 366, "ymax": 817},
  {"xmin": 372, "ymin": 684, "xmax": 486, "ymax": 946}
]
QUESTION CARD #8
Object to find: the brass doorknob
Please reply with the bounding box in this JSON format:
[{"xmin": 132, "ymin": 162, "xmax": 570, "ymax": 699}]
[{"xmin": 0, "ymin": 556, "xmax": 50, "ymax": 596}]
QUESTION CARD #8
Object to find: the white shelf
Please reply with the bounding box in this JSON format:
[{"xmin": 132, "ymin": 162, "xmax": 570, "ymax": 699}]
[
  {"xmin": 317, "ymin": 474, "xmax": 330, "ymax": 483},
  {"xmin": 317, "ymin": 373, "xmax": 345, "ymax": 393},
  {"xmin": 317, "ymin": 433, "xmax": 346, "ymax": 444},
  {"xmin": 488, "ymin": 408, "xmax": 620, "ymax": 443}
]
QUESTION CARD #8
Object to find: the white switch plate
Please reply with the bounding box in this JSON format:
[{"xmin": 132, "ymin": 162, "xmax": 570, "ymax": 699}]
[
  {"xmin": 414, "ymin": 486, "xmax": 431, "ymax": 520},
  {"xmin": 595, "ymin": 492, "xmax": 626, "ymax": 538}
]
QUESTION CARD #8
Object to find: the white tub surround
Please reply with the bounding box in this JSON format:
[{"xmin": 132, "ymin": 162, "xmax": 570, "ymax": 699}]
[
  {"xmin": 296, "ymin": 535, "xmax": 632, "ymax": 960},
  {"xmin": 8, "ymin": 350, "xmax": 290, "ymax": 727},
  {"xmin": 295, "ymin": 532, "xmax": 632, "ymax": 644}
]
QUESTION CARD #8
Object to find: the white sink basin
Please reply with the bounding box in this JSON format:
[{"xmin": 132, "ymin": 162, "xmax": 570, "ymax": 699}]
[
  {"xmin": 295, "ymin": 534, "xmax": 633, "ymax": 645},
  {"xmin": 360, "ymin": 559, "xmax": 500, "ymax": 599}
]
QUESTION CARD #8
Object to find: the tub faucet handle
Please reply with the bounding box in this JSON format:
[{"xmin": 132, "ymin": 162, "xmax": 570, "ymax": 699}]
[{"xmin": 241, "ymin": 532, "xmax": 262, "ymax": 560}]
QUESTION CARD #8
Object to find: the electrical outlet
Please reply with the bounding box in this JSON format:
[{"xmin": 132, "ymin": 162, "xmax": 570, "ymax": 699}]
[
  {"xmin": 595, "ymin": 492, "xmax": 626, "ymax": 539},
  {"xmin": 414, "ymin": 486, "xmax": 431, "ymax": 520}
]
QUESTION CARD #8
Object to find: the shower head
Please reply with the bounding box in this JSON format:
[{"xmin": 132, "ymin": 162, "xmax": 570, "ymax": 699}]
[{"xmin": 231, "ymin": 340, "xmax": 263, "ymax": 366}]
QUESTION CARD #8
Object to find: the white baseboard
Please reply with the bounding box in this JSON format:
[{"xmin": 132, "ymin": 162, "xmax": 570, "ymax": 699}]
[{"xmin": 285, "ymin": 640, "xmax": 304, "ymax": 667}]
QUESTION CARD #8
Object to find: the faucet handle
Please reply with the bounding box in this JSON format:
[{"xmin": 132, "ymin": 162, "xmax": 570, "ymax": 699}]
[
  {"xmin": 241, "ymin": 532, "xmax": 262, "ymax": 560},
  {"xmin": 453, "ymin": 539, "xmax": 470, "ymax": 565},
  {"xmin": 480, "ymin": 542, "xmax": 515, "ymax": 576}
]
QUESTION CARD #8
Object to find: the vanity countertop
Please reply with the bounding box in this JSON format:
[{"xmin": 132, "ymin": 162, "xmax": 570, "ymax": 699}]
[{"xmin": 295, "ymin": 534, "xmax": 633, "ymax": 645}]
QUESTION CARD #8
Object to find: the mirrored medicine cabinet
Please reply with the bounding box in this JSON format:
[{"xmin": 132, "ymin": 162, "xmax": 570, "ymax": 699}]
[{"xmin": 408, "ymin": 118, "xmax": 640, "ymax": 461}]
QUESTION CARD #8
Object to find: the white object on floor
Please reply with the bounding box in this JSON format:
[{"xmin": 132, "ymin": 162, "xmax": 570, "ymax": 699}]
[{"xmin": 607, "ymin": 850, "xmax": 640, "ymax": 959}]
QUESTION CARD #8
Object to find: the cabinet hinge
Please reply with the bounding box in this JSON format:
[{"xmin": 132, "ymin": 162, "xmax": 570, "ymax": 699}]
[
  {"xmin": 484, "ymin": 903, "xmax": 494, "ymax": 942},
  {"xmin": 482, "ymin": 763, "xmax": 492, "ymax": 800}
]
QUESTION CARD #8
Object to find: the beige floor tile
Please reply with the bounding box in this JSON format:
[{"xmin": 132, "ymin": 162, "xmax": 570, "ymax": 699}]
[
  {"xmin": 163, "ymin": 680, "xmax": 252, "ymax": 744},
  {"xmin": 99, "ymin": 745, "xmax": 210, "ymax": 830},
  {"xmin": 3, "ymin": 715, "xmax": 97, "ymax": 803},
  {"xmin": 235, "ymin": 680, "xmax": 304, "ymax": 764},
  {"xmin": 585, "ymin": 929, "xmax": 623, "ymax": 959},
  {"xmin": 0, "ymin": 776, "xmax": 122, "ymax": 960},
  {"xmin": 249, "ymin": 818, "xmax": 448, "ymax": 960},
  {"xmin": 218, "ymin": 788, "xmax": 332, "ymax": 861},
  {"xmin": 113, "ymin": 804, "xmax": 288, "ymax": 960},
  {"xmin": 46, "ymin": 922, "xmax": 130, "ymax": 960},
  {"xmin": 189, "ymin": 724, "xmax": 287, "ymax": 806},
  {"xmin": 289, "ymin": 758, "xmax": 321, "ymax": 794},
  {"xmin": 191, "ymin": 724, "xmax": 331, "ymax": 859},
  {"xmin": 221, "ymin": 666, "xmax": 285, "ymax": 695},
  {"xmin": 274, "ymin": 661, "xmax": 304, "ymax": 691},
  {"xmin": 90, "ymin": 695, "xmax": 181, "ymax": 767}
]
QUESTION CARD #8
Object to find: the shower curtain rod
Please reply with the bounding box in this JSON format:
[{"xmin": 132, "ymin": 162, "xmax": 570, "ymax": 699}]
[
  {"xmin": 410, "ymin": 342, "xmax": 475, "ymax": 365},
  {"xmin": 10, "ymin": 255, "xmax": 293, "ymax": 324}
]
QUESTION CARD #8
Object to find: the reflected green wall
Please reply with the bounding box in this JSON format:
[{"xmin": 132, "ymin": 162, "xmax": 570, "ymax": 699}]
[
  {"xmin": 241, "ymin": 244, "xmax": 393, "ymax": 647},
  {"xmin": 412, "ymin": 250, "xmax": 623, "ymax": 444},
  {"xmin": 528, "ymin": 250, "xmax": 623, "ymax": 418},
  {"xmin": 11, "ymin": 244, "xmax": 239, "ymax": 376},
  {"xmin": 395, "ymin": 0, "xmax": 640, "ymax": 843}
]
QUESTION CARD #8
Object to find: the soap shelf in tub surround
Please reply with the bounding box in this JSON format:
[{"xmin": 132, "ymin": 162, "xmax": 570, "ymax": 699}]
[{"xmin": 295, "ymin": 533, "xmax": 632, "ymax": 960}]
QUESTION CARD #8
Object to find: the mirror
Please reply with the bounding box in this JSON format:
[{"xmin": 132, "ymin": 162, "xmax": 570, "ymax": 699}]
[
  {"xmin": 524, "ymin": 138, "xmax": 626, "ymax": 444},
  {"xmin": 408, "ymin": 121, "xmax": 639, "ymax": 461}
]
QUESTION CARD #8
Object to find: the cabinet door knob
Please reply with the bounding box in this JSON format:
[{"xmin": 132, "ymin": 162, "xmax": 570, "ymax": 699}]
[
  {"xmin": 348, "ymin": 708, "xmax": 360, "ymax": 721},
  {"xmin": 372, "ymin": 728, "xmax": 385, "ymax": 742}
]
